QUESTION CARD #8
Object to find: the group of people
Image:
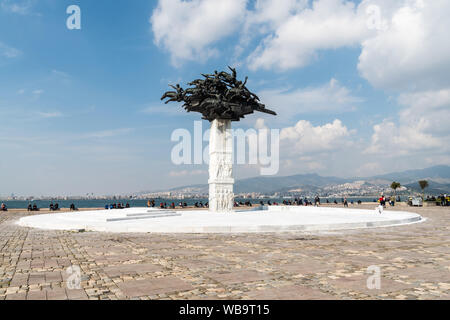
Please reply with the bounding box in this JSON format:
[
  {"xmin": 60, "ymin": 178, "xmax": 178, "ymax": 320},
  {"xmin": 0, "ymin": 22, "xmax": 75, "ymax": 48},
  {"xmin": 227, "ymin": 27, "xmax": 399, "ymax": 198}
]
[
  {"xmin": 146, "ymin": 200, "xmax": 212, "ymax": 209},
  {"xmin": 0, "ymin": 203, "xmax": 7, "ymax": 211},
  {"xmin": 49, "ymin": 203, "xmax": 60, "ymax": 211},
  {"xmin": 377, "ymin": 195, "xmax": 399, "ymax": 207},
  {"xmin": 105, "ymin": 203, "xmax": 130, "ymax": 209},
  {"xmin": 426, "ymin": 194, "xmax": 449, "ymax": 206},
  {"xmin": 234, "ymin": 201, "xmax": 253, "ymax": 207},
  {"xmin": 27, "ymin": 204, "xmax": 39, "ymax": 211}
]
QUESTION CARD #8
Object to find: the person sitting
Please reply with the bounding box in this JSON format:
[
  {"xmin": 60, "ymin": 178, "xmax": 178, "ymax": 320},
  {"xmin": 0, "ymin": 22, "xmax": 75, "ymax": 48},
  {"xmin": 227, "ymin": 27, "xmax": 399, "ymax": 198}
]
[
  {"xmin": 334, "ymin": 200, "xmax": 338, "ymax": 204},
  {"xmin": 160, "ymin": 202, "xmax": 164, "ymax": 209},
  {"xmin": 27, "ymin": 204, "xmax": 32, "ymax": 211},
  {"xmin": 126, "ymin": 203, "xmax": 130, "ymax": 208},
  {"xmin": 1, "ymin": 203, "xmax": 7, "ymax": 211},
  {"xmin": 49, "ymin": 203, "xmax": 54, "ymax": 211},
  {"xmin": 70, "ymin": 203, "xmax": 77, "ymax": 211},
  {"xmin": 32, "ymin": 204, "xmax": 38, "ymax": 211},
  {"xmin": 105, "ymin": 204, "xmax": 109, "ymax": 210},
  {"xmin": 54, "ymin": 203, "xmax": 59, "ymax": 211}
]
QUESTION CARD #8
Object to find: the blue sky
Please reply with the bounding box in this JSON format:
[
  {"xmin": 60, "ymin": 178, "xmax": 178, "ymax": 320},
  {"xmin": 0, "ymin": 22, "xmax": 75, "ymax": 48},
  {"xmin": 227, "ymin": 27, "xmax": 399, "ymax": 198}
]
[{"xmin": 1, "ymin": 0, "xmax": 449, "ymax": 196}]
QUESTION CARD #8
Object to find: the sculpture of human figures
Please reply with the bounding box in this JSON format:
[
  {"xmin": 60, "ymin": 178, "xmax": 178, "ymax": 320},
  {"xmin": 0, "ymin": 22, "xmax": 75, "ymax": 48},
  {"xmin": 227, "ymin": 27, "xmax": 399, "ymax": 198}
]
[
  {"xmin": 216, "ymin": 162, "xmax": 222, "ymax": 180},
  {"xmin": 161, "ymin": 66, "xmax": 276, "ymax": 121},
  {"xmin": 219, "ymin": 190, "xmax": 225, "ymax": 211},
  {"xmin": 224, "ymin": 164, "xmax": 232, "ymax": 179}
]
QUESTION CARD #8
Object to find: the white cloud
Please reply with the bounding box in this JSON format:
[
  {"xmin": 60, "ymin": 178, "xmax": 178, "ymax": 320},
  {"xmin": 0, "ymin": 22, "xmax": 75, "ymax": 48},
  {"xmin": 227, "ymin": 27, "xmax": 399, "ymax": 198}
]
[
  {"xmin": 248, "ymin": 0, "xmax": 369, "ymax": 70},
  {"xmin": 82, "ymin": 128, "xmax": 134, "ymax": 139},
  {"xmin": 365, "ymin": 87, "xmax": 450, "ymax": 156},
  {"xmin": 258, "ymin": 78, "xmax": 362, "ymax": 118},
  {"xmin": 358, "ymin": 0, "xmax": 450, "ymax": 91},
  {"xmin": 150, "ymin": 0, "xmax": 246, "ymax": 66},
  {"xmin": 0, "ymin": 0, "xmax": 34, "ymax": 15},
  {"xmin": 280, "ymin": 119, "xmax": 354, "ymax": 154},
  {"xmin": 0, "ymin": 42, "xmax": 22, "ymax": 58},
  {"xmin": 36, "ymin": 111, "xmax": 63, "ymax": 119},
  {"xmin": 364, "ymin": 119, "xmax": 441, "ymax": 155},
  {"xmin": 398, "ymin": 88, "xmax": 450, "ymax": 111},
  {"xmin": 243, "ymin": 0, "xmax": 308, "ymax": 33}
]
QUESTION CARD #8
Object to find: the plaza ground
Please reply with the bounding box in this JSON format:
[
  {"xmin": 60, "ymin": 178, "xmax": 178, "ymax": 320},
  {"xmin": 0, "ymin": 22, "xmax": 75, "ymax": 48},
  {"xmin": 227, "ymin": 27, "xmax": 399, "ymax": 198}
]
[{"xmin": 0, "ymin": 204, "xmax": 449, "ymax": 300}]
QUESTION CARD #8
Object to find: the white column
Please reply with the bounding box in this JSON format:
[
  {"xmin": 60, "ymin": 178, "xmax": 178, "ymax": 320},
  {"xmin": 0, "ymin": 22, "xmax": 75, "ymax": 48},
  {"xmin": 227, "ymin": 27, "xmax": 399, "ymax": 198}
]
[{"xmin": 208, "ymin": 119, "xmax": 234, "ymax": 212}]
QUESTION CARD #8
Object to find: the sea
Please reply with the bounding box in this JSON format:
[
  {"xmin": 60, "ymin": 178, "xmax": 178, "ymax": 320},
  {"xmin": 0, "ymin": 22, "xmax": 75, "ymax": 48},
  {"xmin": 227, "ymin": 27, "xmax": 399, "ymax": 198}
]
[{"xmin": 2, "ymin": 197, "xmax": 381, "ymax": 209}]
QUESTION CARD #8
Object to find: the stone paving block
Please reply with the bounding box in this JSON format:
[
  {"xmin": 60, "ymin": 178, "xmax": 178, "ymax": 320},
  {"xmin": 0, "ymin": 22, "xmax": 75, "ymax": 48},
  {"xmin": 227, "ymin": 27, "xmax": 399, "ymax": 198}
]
[
  {"xmin": 207, "ymin": 270, "xmax": 273, "ymax": 285},
  {"xmin": 103, "ymin": 263, "xmax": 163, "ymax": 277},
  {"xmin": 245, "ymin": 285, "xmax": 336, "ymax": 300},
  {"xmin": 46, "ymin": 288, "xmax": 68, "ymax": 300},
  {"xmin": 28, "ymin": 273, "xmax": 46, "ymax": 285},
  {"xmin": 390, "ymin": 266, "xmax": 450, "ymax": 283},
  {"xmin": 327, "ymin": 275, "xmax": 415, "ymax": 295},
  {"xmin": 27, "ymin": 290, "xmax": 47, "ymax": 300},
  {"xmin": 5, "ymin": 292, "xmax": 27, "ymax": 300},
  {"xmin": 66, "ymin": 289, "xmax": 88, "ymax": 300},
  {"xmin": 45, "ymin": 271, "xmax": 63, "ymax": 283},
  {"xmin": 277, "ymin": 261, "xmax": 335, "ymax": 274},
  {"xmin": 9, "ymin": 274, "xmax": 29, "ymax": 287},
  {"xmin": 117, "ymin": 277, "xmax": 193, "ymax": 297},
  {"xmin": 44, "ymin": 259, "xmax": 59, "ymax": 268}
]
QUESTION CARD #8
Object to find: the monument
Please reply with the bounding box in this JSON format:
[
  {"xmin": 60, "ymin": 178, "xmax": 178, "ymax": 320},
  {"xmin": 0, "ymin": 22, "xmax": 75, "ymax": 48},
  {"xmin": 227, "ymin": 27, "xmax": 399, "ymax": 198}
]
[{"xmin": 161, "ymin": 67, "xmax": 277, "ymax": 212}]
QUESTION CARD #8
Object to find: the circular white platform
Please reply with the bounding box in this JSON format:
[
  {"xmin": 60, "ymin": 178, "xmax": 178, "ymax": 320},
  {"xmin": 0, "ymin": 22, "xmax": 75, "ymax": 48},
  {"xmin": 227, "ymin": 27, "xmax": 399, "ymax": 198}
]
[{"xmin": 16, "ymin": 206, "xmax": 424, "ymax": 233}]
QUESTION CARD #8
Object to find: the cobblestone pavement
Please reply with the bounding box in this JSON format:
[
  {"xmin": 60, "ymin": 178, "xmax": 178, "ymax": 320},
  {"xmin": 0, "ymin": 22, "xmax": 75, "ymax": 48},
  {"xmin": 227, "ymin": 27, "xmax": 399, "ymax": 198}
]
[{"xmin": 0, "ymin": 205, "xmax": 449, "ymax": 300}]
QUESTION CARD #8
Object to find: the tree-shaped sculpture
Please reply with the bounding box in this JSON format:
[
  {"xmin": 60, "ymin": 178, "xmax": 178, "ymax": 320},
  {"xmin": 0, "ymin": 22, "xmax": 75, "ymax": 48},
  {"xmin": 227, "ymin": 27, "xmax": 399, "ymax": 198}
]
[
  {"xmin": 161, "ymin": 67, "xmax": 277, "ymax": 213},
  {"xmin": 161, "ymin": 66, "xmax": 277, "ymax": 121}
]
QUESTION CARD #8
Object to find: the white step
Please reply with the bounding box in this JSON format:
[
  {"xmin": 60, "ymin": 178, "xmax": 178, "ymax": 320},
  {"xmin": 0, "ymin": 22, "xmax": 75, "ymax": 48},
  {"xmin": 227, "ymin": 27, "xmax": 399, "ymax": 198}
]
[
  {"xmin": 106, "ymin": 212, "xmax": 181, "ymax": 222},
  {"xmin": 127, "ymin": 210, "xmax": 177, "ymax": 217}
]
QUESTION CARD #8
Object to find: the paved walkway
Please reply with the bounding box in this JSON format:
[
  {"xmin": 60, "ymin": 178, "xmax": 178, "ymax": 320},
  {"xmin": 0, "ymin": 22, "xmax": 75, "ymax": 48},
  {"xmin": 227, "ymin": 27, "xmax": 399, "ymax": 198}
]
[{"xmin": 0, "ymin": 205, "xmax": 449, "ymax": 300}]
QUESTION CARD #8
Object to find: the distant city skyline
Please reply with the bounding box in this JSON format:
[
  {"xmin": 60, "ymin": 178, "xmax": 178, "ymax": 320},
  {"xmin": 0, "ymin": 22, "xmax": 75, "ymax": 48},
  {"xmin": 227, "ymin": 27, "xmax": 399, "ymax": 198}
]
[{"xmin": 1, "ymin": 0, "xmax": 449, "ymax": 197}]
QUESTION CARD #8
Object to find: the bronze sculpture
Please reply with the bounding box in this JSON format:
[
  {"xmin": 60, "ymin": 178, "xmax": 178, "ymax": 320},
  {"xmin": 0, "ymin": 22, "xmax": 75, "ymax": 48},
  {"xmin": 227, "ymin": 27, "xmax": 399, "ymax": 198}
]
[{"xmin": 161, "ymin": 66, "xmax": 277, "ymax": 121}]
